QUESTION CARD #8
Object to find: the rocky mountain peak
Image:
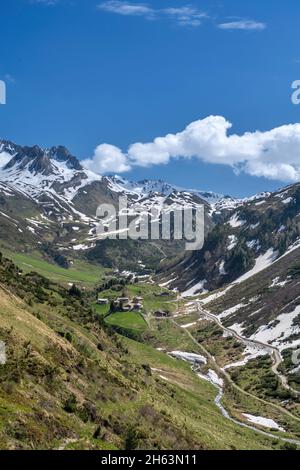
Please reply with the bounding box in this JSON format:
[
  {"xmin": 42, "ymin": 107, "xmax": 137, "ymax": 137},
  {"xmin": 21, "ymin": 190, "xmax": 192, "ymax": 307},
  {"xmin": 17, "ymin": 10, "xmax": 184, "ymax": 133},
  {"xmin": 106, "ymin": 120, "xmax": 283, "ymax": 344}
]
[
  {"xmin": 49, "ymin": 145, "xmax": 83, "ymax": 171},
  {"xmin": 0, "ymin": 140, "xmax": 82, "ymax": 176}
]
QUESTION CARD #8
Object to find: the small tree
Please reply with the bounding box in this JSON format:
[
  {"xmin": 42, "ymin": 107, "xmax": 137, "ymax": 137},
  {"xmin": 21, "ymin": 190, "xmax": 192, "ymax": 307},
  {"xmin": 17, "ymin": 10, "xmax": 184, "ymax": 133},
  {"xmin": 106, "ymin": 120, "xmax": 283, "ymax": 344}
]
[
  {"xmin": 69, "ymin": 284, "xmax": 82, "ymax": 298},
  {"xmin": 93, "ymin": 426, "xmax": 102, "ymax": 439},
  {"xmin": 63, "ymin": 394, "xmax": 77, "ymax": 413},
  {"xmin": 124, "ymin": 427, "xmax": 139, "ymax": 450}
]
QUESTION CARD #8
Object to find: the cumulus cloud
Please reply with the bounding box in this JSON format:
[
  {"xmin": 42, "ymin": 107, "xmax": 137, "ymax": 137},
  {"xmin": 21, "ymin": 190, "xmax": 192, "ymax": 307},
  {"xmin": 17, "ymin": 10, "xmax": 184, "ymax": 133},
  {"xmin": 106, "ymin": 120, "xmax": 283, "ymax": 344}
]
[
  {"xmin": 82, "ymin": 144, "xmax": 132, "ymax": 174},
  {"xmin": 97, "ymin": 2, "xmax": 208, "ymax": 27},
  {"xmin": 218, "ymin": 20, "xmax": 266, "ymax": 31},
  {"xmin": 83, "ymin": 116, "xmax": 300, "ymax": 182}
]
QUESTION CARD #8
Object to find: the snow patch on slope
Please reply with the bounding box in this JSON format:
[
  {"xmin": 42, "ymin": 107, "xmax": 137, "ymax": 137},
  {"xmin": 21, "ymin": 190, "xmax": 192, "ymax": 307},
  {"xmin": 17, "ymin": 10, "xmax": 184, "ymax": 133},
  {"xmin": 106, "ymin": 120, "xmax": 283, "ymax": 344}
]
[
  {"xmin": 251, "ymin": 305, "xmax": 300, "ymax": 351},
  {"xmin": 182, "ymin": 280, "xmax": 207, "ymax": 298}
]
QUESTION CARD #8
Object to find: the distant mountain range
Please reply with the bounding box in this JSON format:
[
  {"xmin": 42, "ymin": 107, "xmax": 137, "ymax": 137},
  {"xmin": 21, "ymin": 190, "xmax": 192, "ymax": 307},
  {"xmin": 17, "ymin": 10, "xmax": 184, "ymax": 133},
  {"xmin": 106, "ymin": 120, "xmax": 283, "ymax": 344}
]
[
  {"xmin": 0, "ymin": 139, "xmax": 233, "ymax": 270},
  {"xmin": 1, "ymin": 138, "xmax": 298, "ymax": 275}
]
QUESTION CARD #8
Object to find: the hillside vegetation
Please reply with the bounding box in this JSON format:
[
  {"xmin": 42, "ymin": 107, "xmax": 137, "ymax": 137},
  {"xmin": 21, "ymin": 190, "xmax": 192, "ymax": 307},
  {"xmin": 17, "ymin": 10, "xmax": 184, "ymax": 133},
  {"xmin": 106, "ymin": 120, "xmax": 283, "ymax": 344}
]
[{"xmin": 0, "ymin": 253, "xmax": 284, "ymax": 450}]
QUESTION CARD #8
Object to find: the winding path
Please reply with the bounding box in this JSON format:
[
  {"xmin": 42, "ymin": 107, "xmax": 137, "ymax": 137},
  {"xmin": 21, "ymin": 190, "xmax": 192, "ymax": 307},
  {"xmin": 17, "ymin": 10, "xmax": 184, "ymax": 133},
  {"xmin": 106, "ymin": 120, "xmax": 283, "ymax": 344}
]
[
  {"xmin": 161, "ymin": 315, "xmax": 300, "ymax": 446},
  {"xmin": 195, "ymin": 302, "xmax": 300, "ymax": 398}
]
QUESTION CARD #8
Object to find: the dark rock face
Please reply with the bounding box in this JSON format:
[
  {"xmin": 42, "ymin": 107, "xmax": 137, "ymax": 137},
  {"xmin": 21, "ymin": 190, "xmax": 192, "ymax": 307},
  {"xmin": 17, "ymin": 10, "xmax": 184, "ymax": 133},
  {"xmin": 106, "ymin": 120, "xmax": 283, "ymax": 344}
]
[
  {"xmin": 1, "ymin": 140, "xmax": 82, "ymax": 175},
  {"xmin": 49, "ymin": 146, "xmax": 83, "ymax": 171}
]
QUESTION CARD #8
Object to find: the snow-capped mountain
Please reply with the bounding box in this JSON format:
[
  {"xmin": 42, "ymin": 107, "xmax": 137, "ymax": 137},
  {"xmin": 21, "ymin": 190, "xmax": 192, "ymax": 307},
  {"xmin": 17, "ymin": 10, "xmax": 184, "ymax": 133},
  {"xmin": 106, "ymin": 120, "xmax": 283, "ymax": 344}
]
[
  {"xmin": 0, "ymin": 139, "xmax": 221, "ymax": 269},
  {"xmin": 106, "ymin": 175, "xmax": 225, "ymax": 204},
  {"xmin": 0, "ymin": 139, "xmax": 238, "ymax": 236},
  {"xmin": 0, "ymin": 139, "xmax": 225, "ymax": 210},
  {"xmin": 1, "ymin": 139, "xmax": 300, "ymax": 366},
  {"xmin": 159, "ymin": 182, "xmax": 300, "ymax": 294},
  {"xmin": 0, "ymin": 140, "xmax": 102, "ymax": 208},
  {"xmin": 3, "ymin": 137, "xmax": 299, "ymax": 282},
  {"xmin": 157, "ymin": 183, "xmax": 300, "ymax": 368}
]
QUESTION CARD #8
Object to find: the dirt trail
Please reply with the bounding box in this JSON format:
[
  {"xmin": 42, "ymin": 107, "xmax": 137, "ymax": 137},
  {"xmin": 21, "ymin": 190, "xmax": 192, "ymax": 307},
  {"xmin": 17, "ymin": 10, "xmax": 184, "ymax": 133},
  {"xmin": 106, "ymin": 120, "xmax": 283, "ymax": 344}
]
[
  {"xmin": 155, "ymin": 315, "xmax": 300, "ymax": 446},
  {"xmin": 159, "ymin": 314, "xmax": 300, "ymax": 426},
  {"xmin": 195, "ymin": 302, "xmax": 300, "ymax": 398}
]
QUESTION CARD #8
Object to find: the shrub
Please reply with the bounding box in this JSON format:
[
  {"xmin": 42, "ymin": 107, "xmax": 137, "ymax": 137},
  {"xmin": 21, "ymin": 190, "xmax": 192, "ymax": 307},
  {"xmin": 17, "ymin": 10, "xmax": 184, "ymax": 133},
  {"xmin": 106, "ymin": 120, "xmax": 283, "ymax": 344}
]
[
  {"xmin": 124, "ymin": 427, "xmax": 139, "ymax": 450},
  {"xmin": 63, "ymin": 395, "xmax": 77, "ymax": 413}
]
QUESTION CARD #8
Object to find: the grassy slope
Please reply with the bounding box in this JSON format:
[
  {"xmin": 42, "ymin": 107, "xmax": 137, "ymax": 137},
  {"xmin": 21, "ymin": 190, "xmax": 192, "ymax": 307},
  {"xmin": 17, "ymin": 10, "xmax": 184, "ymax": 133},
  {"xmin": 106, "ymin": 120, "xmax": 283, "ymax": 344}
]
[
  {"xmin": 0, "ymin": 280, "xmax": 198, "ymax": 450},
  {"xmin": 1, "ymin": 249, "xmax": 104, "ymax": 286},
  {"xmin": 121, "ymin": 338, "xmax": 281, "ymax": 450},
  {"xmin": 0, "ymin": 256, "xmax": 282, "ymax": 450},
  {"xmin": 106, "ymin": 312, "xmax": 147, "ymax": 334}
]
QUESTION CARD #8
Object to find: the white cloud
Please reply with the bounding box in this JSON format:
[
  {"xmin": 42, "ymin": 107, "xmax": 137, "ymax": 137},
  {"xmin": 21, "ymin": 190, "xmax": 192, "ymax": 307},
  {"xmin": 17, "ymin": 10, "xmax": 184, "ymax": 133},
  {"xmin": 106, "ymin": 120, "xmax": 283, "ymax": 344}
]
[
  {"xmin": 82, "ymin": 144, "xmax": 131, "ymax": 174},
  {"xmin": 218, "ymin": 20, "xmax": 266, "ymax": 31},
  {"xmin": 97, "ymin": 1, "xmax": 154, "ymax": 18},
  {"xmin": 97, "ymin": 3, "xmax": 266, "ymax": 30},
  {"xmin": 84, "ymin": 116, "xmax": 300, "ymax": 182},
  {"xmin": 30, "ymin": 0, "xmax": 59, "ymax": 5},
  {"xmin": 162, "ymin": 6, "xmax": 207, "ymax": 27},
  {"xmin": 97, "ymin": 2, "xmax": 208, "ymax": 27}
]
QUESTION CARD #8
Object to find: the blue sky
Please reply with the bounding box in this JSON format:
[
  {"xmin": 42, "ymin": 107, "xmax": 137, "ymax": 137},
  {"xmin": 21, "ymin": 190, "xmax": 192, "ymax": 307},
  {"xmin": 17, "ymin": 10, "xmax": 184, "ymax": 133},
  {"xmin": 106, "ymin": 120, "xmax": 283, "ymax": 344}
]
[{"xmin": 1, "ymin": 0, "xmax": 300, "ymax": 196}]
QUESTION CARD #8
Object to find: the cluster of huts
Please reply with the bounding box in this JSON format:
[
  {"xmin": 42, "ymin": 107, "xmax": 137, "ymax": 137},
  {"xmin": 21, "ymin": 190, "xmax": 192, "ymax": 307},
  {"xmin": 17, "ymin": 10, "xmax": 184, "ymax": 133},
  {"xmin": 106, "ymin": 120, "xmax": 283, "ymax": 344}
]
[{"xmin": 97, "ymin": 296, "xmax": 144, "ymax": 312}]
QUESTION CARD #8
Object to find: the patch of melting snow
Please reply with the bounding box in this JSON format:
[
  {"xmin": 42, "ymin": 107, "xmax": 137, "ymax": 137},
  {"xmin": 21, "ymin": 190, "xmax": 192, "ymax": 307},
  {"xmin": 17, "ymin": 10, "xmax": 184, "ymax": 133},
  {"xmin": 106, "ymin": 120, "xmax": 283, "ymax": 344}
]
[
  {"xmin": 246, "ymin": 239, "xmax": 261, "ymax": 251},
  {"xmin": 169, "ymin": 351, "xmax": 207, "ymax": 365},
  {"xmin": 207, "ymin": 369, "xmax": 223, "ymax": 387},
  {"xmin": 218, "ymin": 303, "xmax": 248, "ymax": 320},
  {"xmin": 242, "ymin": 414, "xmax": 285, "ymax": 432},
  {"xmin": 234, "ymin": 249, "xmax": 278, "ymax": 285},
  {"xmin": 278, "ymin": 225, "xmax": 286, "ymax": 233},
  {"xmin": 276, "ymin": 238, "xmax": 300, "ymax": 261},
  {"xmin": 282, "ymin": 197, "xmax": 294, "ymax": 205},
  {"xmin": 275, "ymin": 190, "xmax": 289, "ymax": 199},
  {"xmin": 227, "ymin": 234, "xmax": 238, "ymax": 251},
  {"xmin": 230, "ymin": 323, "xmax": 246, "ymax": 336},
  {"xmin": 159, "ymin": 277, "xmax": 177, "ymax": 288},
  {"xmin": 182, "ymin": 280, "xmax": 207, "ymax": 298},
  {"xmin": 255, "ymin": 200, "xmax": 266, "ymax": 206},
  {"xmin": 223, "ymin": 346, "xmax": 267, "ymax": 370},
  {"xmin": 251, "ymin": 305, "xmax": 300, "ymax": 351},
  {"xmin": 228, "ymin": 213, "xmax": 246, "ymax": 228},
  {"xmin": 181, "ymin": 321, "xmax": 199, "ymax": 329},
  {"xmin": 223, "ymin": 358, "xmax": 249, "ymax": 370},
  {"xmin": 200, "ymin": 287, "xmax": 231, "ymax": 305},
  {"xmin": 219, "ymin": 260, "xmax": 227, "ymax": 276},
  {"xmin": 159, "ymin": 375, "xmax": 171, "ymax": 382},
  {"xmin": 72, "ymin": 243, "xmax": 95, "ymax": 251},
  {"xmin": 270, "ymin": 277, "xmax": 289, "ymax": 288}
]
